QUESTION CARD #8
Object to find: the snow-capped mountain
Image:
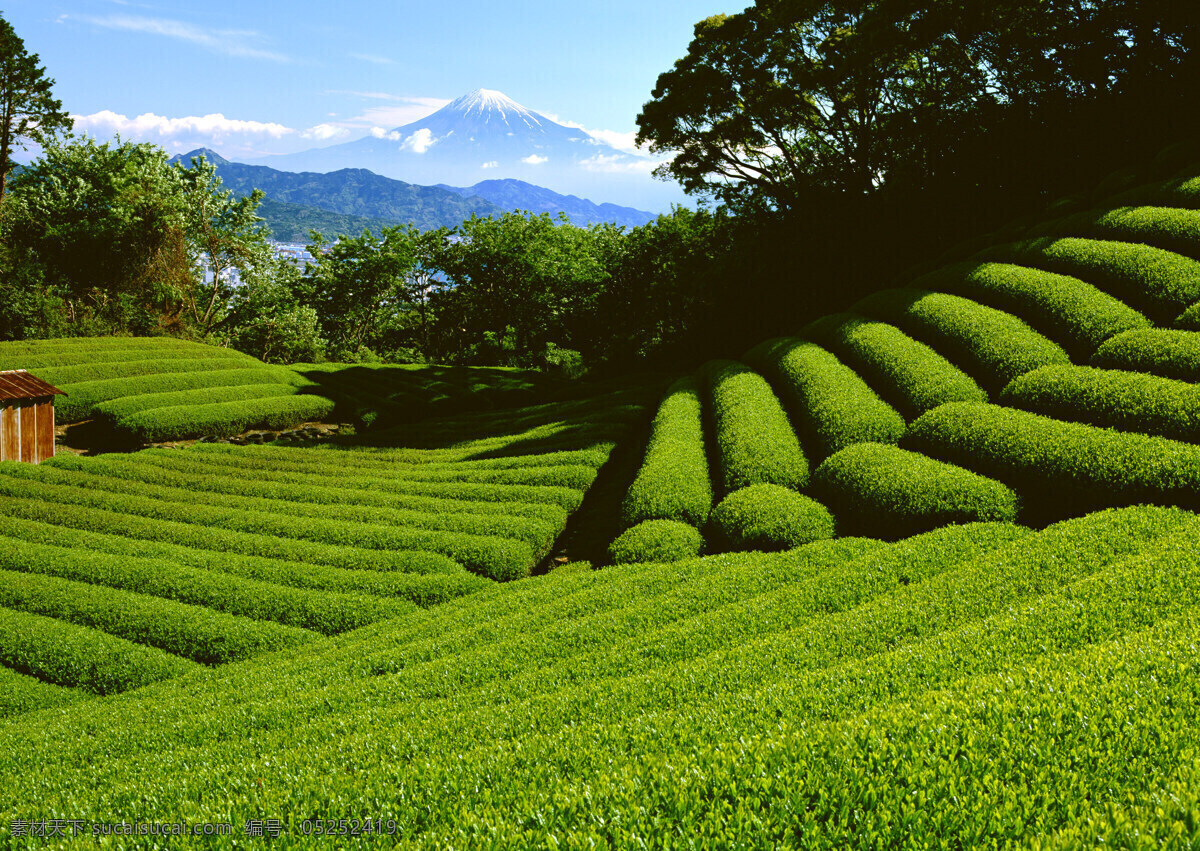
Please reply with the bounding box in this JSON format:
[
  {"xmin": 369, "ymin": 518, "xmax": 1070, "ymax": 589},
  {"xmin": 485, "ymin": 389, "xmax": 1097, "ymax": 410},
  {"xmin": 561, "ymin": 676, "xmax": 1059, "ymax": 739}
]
[{"xmin": 251, "ymin": 89, "xmax": 681, "ymax": 212}]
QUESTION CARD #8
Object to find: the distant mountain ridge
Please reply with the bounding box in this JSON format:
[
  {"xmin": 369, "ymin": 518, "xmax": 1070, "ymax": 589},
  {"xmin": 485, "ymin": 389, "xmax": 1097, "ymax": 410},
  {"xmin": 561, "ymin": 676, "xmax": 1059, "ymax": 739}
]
[
  {"xmin": 250, "ymin": 88, "xmax": 681, "ymax": 211},
  {"xmin": 174, "ymin": 149, "xmax": 658, "ymax": 236}
]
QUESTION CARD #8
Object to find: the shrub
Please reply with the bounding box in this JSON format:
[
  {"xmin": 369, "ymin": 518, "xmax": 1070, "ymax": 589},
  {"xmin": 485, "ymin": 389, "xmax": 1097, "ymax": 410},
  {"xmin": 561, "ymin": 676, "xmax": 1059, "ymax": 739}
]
[
  {"xmin": 702, "ymin": 359, "xmax": 808, "ymax": 493},
  {"xmin": 743, "ymin": 337, "xmax": 905, "ymax": 460},
  {"xmin": 800, "ymin": 313, "xmax": 986, "ymax": 418},
  {"xmin": 1107, "ymin": 174, "xmax": 1200, "ymax": 209},
  {"xmin": 811, "ymin": 442, "xmax": 1019, "ymax": 539},
  {"xmin": 53, "ymin": 367, "xmax": 298, "ymax": 422},
  {"xmin": 851, "ymin": 288, "xmax": 1070, "ymax": 394},
  {"xmin": 620, "ymin": 377, "xmax": 714, "ymax": 528},
  {"xmin": 975, "ymin": 237, "xmax": 1200, "ymax": 323},
  {"xmin": 1032, "ymin": 205, "xmax": 1200, "ymax": 263},
  {"xmin": 117, "ymin": 394, "xmax": 336, "ymax": 442},
  {"xmin": 35, "ymin": 356, "xmax": 260, "ymax": 387},
  {"xmin": 911, "ymin": 261, "xmax": 1150, "ymax": 361},
  {"xmin": 708, "ymin": 484, "xmax": 835, "ymax": 552},
  {"xmin": 1090, "ymin": 328, "xmax": 1200, "ymax": 382},
  {"xmin": 1001, "ymin": 364, "xmax": 1200, "ymax": 443},
  {"xmin": 0, "ymin": 607, "xmax": 199, "ymax": 694},
  {"xmin": 0, "ymin": 532, "xmax": 414, "ymax": 636},
  {"xmin": 905, "ymin": 401, "xmax": 1200, "ymax": 522},
  {"xmin": 94, "ymin": 383, "xmax": 298, "ymax": 422},
  {"xmin": 0, "ymin": 667, "xmax": 81, "ymax": 719},
  {"xmin": 0, "ymin": 568, "xmax": 318, "ymax": 666},
  {"xmin": 607, "ymin": 520, "xmax": 705, "ymax": 565},
  {"xmin": 0, "ymin": 514, "xmax": 489, "ymax": 608}
]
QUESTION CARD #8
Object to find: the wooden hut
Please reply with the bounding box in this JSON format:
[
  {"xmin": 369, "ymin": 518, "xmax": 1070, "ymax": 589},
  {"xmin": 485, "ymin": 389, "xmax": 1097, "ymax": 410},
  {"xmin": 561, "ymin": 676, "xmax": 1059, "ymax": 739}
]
[{"xmin": 0, "ymin": 370, "xmax": 65, "ymax": 464}]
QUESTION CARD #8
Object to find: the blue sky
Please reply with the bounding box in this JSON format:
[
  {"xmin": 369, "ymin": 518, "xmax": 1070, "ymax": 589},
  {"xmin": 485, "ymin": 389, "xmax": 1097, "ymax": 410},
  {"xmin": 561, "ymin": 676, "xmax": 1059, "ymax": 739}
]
[{"xmin": 6, "ymin": 0, "xmax": 723, "ymax": 171}]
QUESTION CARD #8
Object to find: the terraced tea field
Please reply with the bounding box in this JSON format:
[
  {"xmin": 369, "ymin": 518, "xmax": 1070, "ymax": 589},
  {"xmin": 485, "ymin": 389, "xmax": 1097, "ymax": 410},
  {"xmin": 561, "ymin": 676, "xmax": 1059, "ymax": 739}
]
[{"xmin": 4, "ymin": 163, "xmax": 1200, "ymax": 845}]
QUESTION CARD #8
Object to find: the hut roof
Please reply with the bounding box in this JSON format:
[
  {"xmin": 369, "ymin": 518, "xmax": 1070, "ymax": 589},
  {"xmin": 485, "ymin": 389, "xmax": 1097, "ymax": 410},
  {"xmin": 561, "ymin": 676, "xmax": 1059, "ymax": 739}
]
[{"xmin": 0, "ymin": 370, "xmax": 67, "ymax": 402}]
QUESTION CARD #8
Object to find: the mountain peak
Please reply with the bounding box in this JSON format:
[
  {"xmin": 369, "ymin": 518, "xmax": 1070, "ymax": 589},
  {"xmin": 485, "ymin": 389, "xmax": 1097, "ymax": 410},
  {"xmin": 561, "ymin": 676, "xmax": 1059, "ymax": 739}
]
[{"xmin": 435, "ymin": 88, "xmax": 544, "ymax": 130}]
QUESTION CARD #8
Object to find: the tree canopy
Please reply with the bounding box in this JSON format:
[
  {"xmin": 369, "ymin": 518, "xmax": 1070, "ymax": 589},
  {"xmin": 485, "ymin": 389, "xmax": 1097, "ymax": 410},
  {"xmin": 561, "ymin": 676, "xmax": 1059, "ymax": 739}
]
[{"xmin": 0, "ymin": 13, "xmax": 72, "ymax": 201}]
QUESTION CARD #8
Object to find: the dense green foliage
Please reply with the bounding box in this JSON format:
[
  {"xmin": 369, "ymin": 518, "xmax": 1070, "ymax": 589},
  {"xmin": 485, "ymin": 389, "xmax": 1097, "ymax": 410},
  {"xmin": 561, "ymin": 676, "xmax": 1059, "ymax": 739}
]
[
  {"xmin": 800, "ymin": 312, "xmax": 986, "ymax": 418},
  {"xmin": 906, "ymin": 402, "xmax": 1200, "ymax": 522},
  {"xmin": 1091, "ymin": 328, "xmax": 1200, "ymax": 381},
  {"xmin": 910, "ymin": 261, "xmax": 1150, "ymax": 360},
  {"xmin": 1002, "ymin": 364, "xmax": 1200, "ymax": 443},
  {"xmin": 853, "ymin": 288, "xmax": 1071, "ymax": 393},
  {"xmin": 812, "ymin": 442, "xmax": 1020, "ymax": 539},
  {"xmin": 744, "ymin": 337, "xmax": 905, "ymax": 460},
  {"xmin": 708, "ymin": 483, "xmax": 835, "ymax": 552},
  {"xmin": 1034, "ymin": 205, "xmax": 1200, "ymax": 262},
  {"xmin": 620, "ymin": 377, "xmax": 713, "ymax": 529},
  {"xmin": 607, "ymin": 519, "xmax": 705, "ymax": 565},
  {"xmin": 978, "ymin": 237, "xmax": 1200, "ymax": 323},
  {"xmin": 702, "ymin": 359, "xmax": 808, "ymax": 494},
  {"xmin": 115, "ymin": 395, "xmax": 336, "ymax": 443},
  {"xmin": 3, "ymin": 507, "xmax": 1199, "ymax": 843}
]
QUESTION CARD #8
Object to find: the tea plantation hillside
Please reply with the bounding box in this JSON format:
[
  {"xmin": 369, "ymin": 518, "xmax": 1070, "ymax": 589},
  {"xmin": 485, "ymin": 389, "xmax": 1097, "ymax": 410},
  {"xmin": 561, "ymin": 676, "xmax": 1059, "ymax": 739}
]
[
  {"xmin": 0, "ymin": 337, "xmax": 579, "ymax": 443},
  {"xmin": 0, "ymin": 384, "xmax": 653, "ymax": 717},
  {"xmin": 609, "ymin": 164, "xmax": 1200, "ymax": 560},
  {"xmin": 3, "ymin": 506, "xmax": 1200, "ymax": 845}
]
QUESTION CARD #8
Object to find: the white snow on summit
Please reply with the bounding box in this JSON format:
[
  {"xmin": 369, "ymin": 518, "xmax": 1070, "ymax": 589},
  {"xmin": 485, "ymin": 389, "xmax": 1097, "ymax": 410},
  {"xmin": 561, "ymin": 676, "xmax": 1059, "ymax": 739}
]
[{"xmin": 444, "ymin": 88, "xmax": 544, "ymax": 130}]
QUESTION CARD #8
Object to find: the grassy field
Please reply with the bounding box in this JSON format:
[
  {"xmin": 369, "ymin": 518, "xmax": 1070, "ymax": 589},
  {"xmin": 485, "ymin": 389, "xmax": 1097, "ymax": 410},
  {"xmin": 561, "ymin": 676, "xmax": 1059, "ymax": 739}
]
[{"xmin": 3, "ymin": 162, "xmax": 1200, "ymax": 844}]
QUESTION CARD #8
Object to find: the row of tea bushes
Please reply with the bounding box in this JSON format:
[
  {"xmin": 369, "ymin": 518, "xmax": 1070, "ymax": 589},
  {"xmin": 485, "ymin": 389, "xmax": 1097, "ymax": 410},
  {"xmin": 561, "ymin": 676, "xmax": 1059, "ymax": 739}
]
[
  {"xmin": 1091, "ymin": 328, "xmax": 1200, "ymax": 381},
  {"xmin": 800, "ymin": 313, "xmax": 986, "ymax": 419},
  {"xmin": 1001, "ymin": 364, "xmax": 1200, "ymax": 443},
  {"xmin": 702, "ymin": 359, "xmax": 809, "ymax": 494},
  {"xmin": 976, "ymin": 237, "xmax": 1200, "ymax": 324},
  {"xmin": 911, "ymin": 261, "xmax": 1150, "ymax": 360},
  {"xmin": 852, "ymin": 288, "xmax": 1070, "ymax": 394}
]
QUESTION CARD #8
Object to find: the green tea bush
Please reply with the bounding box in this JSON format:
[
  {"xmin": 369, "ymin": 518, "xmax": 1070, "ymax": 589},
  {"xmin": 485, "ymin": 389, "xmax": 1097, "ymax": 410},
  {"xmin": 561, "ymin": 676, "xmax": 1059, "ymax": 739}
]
[
  {"xmin": 977, "ymin": 237, "xmax": 1200, "ymax": 323},
  {"xmin": 811, "ymin": 442, "xmax": 1019, "ymax": 539},
  {"xmin": 800, "ymin": 313, "xmax": 986, "ymax": 418},
  {"xmin": 19, "ymin": 460, "xmax": 560, "ymax": 554},
  {"xmin": 0, "ymin": 345, "xmax": 252, "ymax": 371},
  {"xmin": 743, "ymin": 338, "xmax": 905, "ymax": 460},
  {"xmin": 702, "ymin": 359, "xmax": 808, "ymax": 493},
  {"xmin": 0, "ymin": 487, "xmax": 465, "ymax": 578},
  {"xmin": 905, "ymin": 401, "xmax": 1200, "ymax": 521},
  {"xmin": 0, "ymin": 569, "xmax": 318, "ymax": 665},
  {"xmin": 0, "ymin": 514, "xmax": 488, "ymax": 608},
  {"xmin": 107, "ymin": 452, "xmax": 587, "ymax": 511},
  {"xmin": 607, "ymin": 520, "xmax": 705, "ymax": 565},
  {"xmin": 912, "ymin": 261, "xmax": 1150, "ymax": 360},
  {"xmin": 1090, "ymin": 328, "xmax": 1200, "ymax": 381},
  {"xmin": 119, "ymin": 395, "xmax": 336, "ymax": 442},
  {"xmin": 620, "ymin": 377, "xmax": 714, "ymax": 528},
  {"xmin": 707, "ymin": 484, "xmax": 835, "ymax": 552},
  {"xmin": 0, "ymin": 533, "xmax": 413, "ymax": 635},
  {"xmin": 1001, "ymin": 364, "xmax": 1200, "ymax": 442},
  {"xmin": 44, "ymin": 451, "xmax": 569, "ymax": 528},
  {"xmin": 94, "ymin": 383, "xmax": 298, "ymax": 423},
  {"xmin": 852, "ymin": 289, "xmax": 1070, "ymax": 394},
  {"xmin": 0, "ymin": 667, "xmax": 82, "ymax": 719},
  {"xmin": 1107, "ymin": 174, "xmax": 1200, "ymax": 209},
  {"xmin": 1032, "ymin": 206, "xmax": 1200, "ymax": 262},
  {"xmin": 54, "ymin": 367, "xmax": 298, "ymax": 422},
  {"xmin": 36, "ymin": 357, "xmax": 260, "ymax": 387},
  {"xmin": 0, "ymin": 607, "xmax": 199, "ymax": 694},
  {"xmin": 0, "ymin": 473, "xmax": 529, "ymax": 581}
]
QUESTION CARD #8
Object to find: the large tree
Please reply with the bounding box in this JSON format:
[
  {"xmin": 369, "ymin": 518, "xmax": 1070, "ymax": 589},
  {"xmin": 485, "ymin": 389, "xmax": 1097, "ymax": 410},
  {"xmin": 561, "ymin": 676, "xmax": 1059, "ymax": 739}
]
[
  {"xmin": 636, "ymin": 0, "xmax": 1200, "ymax": 213},
  {"xmin": 0, "ymin": 14, "xmax": 72, "ymax": 202}
]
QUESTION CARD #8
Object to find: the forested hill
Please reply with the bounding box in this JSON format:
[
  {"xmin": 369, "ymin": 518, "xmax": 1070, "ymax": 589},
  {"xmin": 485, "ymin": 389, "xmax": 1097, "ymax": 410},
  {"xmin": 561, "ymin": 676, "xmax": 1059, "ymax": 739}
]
[{"xmin": 172, "ymin": 149, "xmax": 503, "ymax": 235}]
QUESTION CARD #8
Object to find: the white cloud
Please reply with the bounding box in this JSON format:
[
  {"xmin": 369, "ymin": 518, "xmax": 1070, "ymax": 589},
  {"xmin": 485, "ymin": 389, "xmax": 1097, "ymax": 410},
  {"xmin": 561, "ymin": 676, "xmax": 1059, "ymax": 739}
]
[
  {"xmin": 579, "ymin": 153, "xmax": 660, "ymax": 175},
  {"xmin": 74, "ymin": 110, "xmax": 293, "ymax": 139},
  {"xmin": 349, "ymin": 52, "xmax": 396, "ymax": 65},
  {"xmin": 68, "ymin": 14, "xmax": 290, "ymax": 62},
  {"xmin": 522, "ymin": 154, "xmax": 548, "ymax": 165},
  {"xmin": 301, "ymin": 123, "xmax": 350, "ymax": 141},
  {"xmin": 400, "ymin": 128, "xmax": 437, "ymax": 154},
  {"xmin": 539, "ymin": 112, "xmax": 645, "ymax": 156},
  {"xmin": 481, "ymin": 161, "xmax": 498, "ymax": 169},
  {"xmin": 369, "ymin": 127, "xmax": 403, "ymax": 141}
]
